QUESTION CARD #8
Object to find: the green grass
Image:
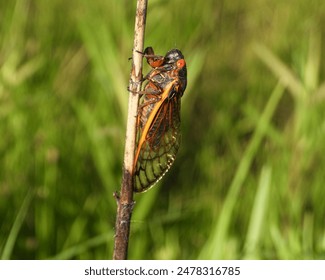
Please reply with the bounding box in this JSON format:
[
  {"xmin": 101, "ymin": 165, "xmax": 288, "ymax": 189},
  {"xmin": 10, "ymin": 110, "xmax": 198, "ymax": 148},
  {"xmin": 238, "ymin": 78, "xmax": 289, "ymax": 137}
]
[{"xmin": 0, "ymin": 0, "xmax": 325, "ymax": 260}]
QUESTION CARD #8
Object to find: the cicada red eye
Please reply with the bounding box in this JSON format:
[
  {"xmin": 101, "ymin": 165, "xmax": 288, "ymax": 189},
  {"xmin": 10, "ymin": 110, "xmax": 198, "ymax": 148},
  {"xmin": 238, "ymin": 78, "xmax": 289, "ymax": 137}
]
[
  {"xmin": 133, "ymin": 48, "xmax": 187, "ymax": 192},
  {"xmin": 177, "ymin": 59, "xmax": 186, "ymax": 69}
]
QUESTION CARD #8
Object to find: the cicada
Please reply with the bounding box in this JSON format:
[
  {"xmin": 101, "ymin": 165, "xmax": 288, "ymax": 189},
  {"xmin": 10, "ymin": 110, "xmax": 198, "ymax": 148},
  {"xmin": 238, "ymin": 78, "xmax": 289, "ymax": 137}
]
[{"xmin": 133, "ymin": 47, "xmax": 187, "ymax": 192}]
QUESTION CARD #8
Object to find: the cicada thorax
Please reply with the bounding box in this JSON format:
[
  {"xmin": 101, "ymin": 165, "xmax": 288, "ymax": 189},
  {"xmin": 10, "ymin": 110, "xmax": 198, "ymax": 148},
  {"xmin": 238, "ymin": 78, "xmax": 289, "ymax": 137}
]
[{"xmin": 133, "ymin": 47, "xmax": 187, "ymax": 193}]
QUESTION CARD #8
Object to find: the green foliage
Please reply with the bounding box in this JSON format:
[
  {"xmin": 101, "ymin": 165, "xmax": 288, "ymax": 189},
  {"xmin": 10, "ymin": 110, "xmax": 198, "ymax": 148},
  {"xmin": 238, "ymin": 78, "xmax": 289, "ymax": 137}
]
[{"xmin": 0, "ymin": 0, "xmax": 325, "ymax": 259}]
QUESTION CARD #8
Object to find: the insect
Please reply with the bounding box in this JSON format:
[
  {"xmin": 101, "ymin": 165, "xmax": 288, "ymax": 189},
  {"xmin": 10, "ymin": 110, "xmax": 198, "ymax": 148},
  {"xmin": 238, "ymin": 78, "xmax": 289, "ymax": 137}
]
[{"xmin": 133, "ymin": 47, "xmax": 187, "ymax": 192}]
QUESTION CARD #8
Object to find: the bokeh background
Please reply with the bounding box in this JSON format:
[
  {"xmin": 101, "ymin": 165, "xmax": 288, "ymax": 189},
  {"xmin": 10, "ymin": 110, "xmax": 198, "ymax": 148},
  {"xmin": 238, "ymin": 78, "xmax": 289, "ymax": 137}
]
[{"xmin": 1, "ymin": 0, "xmax": 325, "ymax": 260}]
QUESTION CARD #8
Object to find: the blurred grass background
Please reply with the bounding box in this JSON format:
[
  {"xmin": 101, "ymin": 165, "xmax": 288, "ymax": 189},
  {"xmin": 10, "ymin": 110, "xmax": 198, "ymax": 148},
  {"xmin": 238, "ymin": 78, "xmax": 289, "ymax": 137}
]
[{"xmin": 0, "ymin": 0, "xmax": 325, "ymax": 260}]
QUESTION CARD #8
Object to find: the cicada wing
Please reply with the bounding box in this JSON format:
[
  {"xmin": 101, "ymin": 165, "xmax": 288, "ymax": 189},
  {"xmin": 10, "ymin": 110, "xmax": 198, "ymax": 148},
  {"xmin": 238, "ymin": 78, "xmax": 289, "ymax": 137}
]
[{"xmin": 134, "ymin": 96, "xmax": 181, "ymax": 192}]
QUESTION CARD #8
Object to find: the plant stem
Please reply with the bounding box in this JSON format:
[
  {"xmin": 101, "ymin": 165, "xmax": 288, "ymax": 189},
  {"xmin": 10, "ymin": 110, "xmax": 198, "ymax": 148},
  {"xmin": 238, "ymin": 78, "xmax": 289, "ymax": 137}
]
[{"xmin": 113, "ymin": 0, "xmax": 148, "ymax": 260}]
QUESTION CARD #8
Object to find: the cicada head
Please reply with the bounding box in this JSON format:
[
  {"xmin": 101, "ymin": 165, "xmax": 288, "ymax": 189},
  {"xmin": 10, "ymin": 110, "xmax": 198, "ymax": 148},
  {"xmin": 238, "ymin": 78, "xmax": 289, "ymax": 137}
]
[
  {"xmin": 164, "ymin": 49, "xmax": 184, "ymax": 63},
  {"xmin": 164, "ymin": 49, "xmax": 187, "ymax": 93}
]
